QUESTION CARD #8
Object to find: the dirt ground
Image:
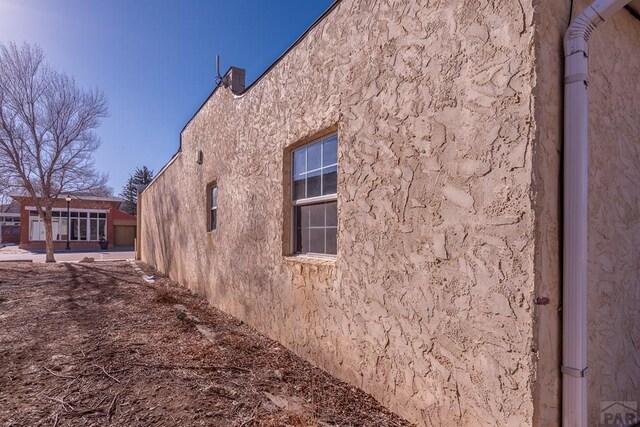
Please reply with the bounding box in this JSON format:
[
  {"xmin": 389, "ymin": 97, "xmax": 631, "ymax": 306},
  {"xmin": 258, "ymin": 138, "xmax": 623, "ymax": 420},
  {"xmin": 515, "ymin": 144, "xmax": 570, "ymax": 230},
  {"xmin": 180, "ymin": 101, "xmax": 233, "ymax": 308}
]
[{"xmin": 0, "ymin": 261, "xmax": 411, "ymax": 426}]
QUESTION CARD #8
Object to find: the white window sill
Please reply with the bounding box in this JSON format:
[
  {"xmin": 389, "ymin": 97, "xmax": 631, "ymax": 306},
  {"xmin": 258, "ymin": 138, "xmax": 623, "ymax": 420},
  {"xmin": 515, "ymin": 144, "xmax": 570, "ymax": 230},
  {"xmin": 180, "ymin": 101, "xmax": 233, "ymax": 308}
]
[{"xmin": 284, "ymin": 254, "xmax": 337, "ymax": 266}]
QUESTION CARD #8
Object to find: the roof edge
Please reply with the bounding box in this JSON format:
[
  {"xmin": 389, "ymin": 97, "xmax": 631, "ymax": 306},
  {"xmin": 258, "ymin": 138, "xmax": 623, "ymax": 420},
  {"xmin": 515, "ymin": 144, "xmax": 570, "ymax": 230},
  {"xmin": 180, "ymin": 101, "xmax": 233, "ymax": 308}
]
[
  {"xmin": 139, "ymin": 150, "xmax": 181, "ymax": 195},
  {"xmin": 9, "ymin": 193, "xmax": 123, "ymax": 203},
  {"xmin": 145, "ymin": 1, "xmax": 343, "ymax": 197},
  {"xmin": 178, "ymin": 0, "xmax": 343, "ymax": 150}
]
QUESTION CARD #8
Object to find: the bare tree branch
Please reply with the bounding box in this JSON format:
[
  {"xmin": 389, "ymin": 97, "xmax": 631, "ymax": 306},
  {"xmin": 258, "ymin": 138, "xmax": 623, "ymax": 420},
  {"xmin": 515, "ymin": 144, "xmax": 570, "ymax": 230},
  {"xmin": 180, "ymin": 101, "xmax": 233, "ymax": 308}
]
[{"xmin": 0, "ymin": 42, "xmax": 108, "ymax": 262}]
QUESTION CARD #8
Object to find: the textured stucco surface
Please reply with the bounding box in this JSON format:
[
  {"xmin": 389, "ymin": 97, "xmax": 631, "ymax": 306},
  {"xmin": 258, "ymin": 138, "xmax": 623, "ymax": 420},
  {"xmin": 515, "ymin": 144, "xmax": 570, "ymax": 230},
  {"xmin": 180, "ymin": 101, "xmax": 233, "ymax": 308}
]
[
  {"xmin": 533, "ymin": 1, "xmax": 640, "ymax": 424},
  {"xmin": 140, "ymin": 1, "xmax": 541, "ymax": 425}
]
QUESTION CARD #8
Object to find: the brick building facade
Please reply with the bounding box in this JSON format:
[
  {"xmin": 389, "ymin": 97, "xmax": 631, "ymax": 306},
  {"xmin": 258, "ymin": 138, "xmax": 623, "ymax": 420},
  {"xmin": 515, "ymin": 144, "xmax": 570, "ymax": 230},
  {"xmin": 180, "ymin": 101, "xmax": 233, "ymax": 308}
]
[{"xmin": 11, "ymin": 194, "xmax": 136, "ymax": 250}]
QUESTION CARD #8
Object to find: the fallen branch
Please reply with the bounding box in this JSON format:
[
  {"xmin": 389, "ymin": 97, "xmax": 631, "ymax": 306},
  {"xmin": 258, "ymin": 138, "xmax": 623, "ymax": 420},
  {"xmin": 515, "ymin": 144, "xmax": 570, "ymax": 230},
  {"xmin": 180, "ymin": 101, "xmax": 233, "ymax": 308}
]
[
  {"xmin": 239, "ymin": 416, "xmax": 255, "ymax": 427},
  {"xmin": 240, "ymin": 401, "xmax": 261, "ymax": 427},
  {"xmin": 107, "ymin": 392, "xmax": 120, "ymax": 421},
  {"xmin": 43, "ymin": 394, "xmax": 75, "ymax": 411},
  {"xmin": 43, "ymin": 367, "xmax": 77, "ymax": 380},
  {"xmin": 91, "ymin": 363, "xmax": 120, "ymax": 383},
  {"xmin": 56, "ymin": 397, "xmax": 107, "ymax": 418}
]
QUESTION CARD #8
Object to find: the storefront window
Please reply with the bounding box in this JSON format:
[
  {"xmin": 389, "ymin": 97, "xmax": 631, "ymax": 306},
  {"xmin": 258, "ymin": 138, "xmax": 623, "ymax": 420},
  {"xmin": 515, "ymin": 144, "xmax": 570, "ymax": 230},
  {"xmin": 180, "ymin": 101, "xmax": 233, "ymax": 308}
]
[{"xmin": 28, "ymin": 210, "xmax": 108, "ymax": 241}]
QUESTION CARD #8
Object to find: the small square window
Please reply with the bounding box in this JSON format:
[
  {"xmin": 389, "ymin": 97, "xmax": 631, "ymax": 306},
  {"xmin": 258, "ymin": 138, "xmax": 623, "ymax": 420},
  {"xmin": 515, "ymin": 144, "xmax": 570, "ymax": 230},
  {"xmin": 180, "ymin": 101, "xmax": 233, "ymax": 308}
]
[{"xmin": 291, "ymin": 133, "xmax": 338, "ymax": 256}]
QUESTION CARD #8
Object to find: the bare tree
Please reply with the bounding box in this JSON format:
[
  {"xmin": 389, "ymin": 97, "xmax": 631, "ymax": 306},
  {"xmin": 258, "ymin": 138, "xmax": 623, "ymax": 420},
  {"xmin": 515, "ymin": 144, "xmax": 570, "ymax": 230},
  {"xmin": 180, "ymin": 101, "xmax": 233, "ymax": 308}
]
[{"xmin": 0, "ymin": 42, "xmax": 108, "ymax": 262}]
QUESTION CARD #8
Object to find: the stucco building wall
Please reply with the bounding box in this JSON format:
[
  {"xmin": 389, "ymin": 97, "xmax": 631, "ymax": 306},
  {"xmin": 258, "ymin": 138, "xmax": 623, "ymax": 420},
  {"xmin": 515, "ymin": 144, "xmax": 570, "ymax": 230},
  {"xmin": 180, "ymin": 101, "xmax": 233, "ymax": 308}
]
[
  {"xmin": 532, "ymin": 1, "xmax": 640, "ymax": 424},
  {"xmin": 141, "ymin": 1, "xmax": 540, "ymax": 425}
]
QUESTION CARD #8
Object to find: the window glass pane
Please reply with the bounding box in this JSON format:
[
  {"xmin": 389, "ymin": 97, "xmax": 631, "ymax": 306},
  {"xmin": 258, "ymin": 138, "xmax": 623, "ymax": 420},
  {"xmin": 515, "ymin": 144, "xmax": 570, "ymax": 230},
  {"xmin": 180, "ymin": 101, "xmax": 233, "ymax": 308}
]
[
  {"xmin": 325, "ymin": 201, "xmax": 337, "ymax": 227},
  {"xmin": 309, "ymin": 228, "xmax": 324, "ymax": 253},
  {"xmin": 99, "ymin": 213, "xmax": 106, "ymax": 219},
  {"xmin": 299, "ymin": 205, "xmax": 310, "ymax": 228},
  {"xmin": 309, "ymin": 203, "xmax": 324, "ymax": 227},
  {"xmin": 325, "ymin": 228, "xmax": 337, "ymax": 255},
  {"xmin": 307, "ymin": 169, "xmax": 321, "ymax": 198},
  {"xmin": 322, "ymin": 166, "xmax": 337, "ymax": 196},
  {"xmin": 293, "ymin": 149, "xmax": 306, "ymax": 176},
  {"xmin": 307, "ymin": 142, "xmax": 322, "ymax": 171},
  {"xmin": 79, "ymin": 218, "xmax": 87, "ymax": 240},
  {"xmin": 71, "ymin": 219, "xmax": 78, "ymax": 240},
  {"xmin": 52, "ymin": 211, "xmax": 60, "ymax": 217},
  {"xmin": 295, "ymin": 227, "xmax": 302, "ymax": 253},
  {"xmin": 60, "ymin": 219, "xmax": 68, "ymax": 241},
  {"xmin": 293, "ymin": 176, "xmax": 306, "ymax": 200},
  {"xmin": 90, "ymin": 212, "xmax": 98, "ymax": 218},
  {"xmin": 90, "ymin": 219, "xmax": 98, "ymax": 240},
  {"xmin": 295, "ymin": 205, "xmax": 309, "ymax": 253},
  {"xmin": 210, "ymin": 209, "xmax": 217, "ymax": 231},
  {"xmin": 30, "ymin": 219, "xmax": 40, "ymax": 240},
  {"xmin": 210, "ymin": 185, "xmax": 218, "ymax": 230},
  {"xmin": 323, "ymin": 135, "xmax": 338, "ymax": 166},
  {"xmin": 297, "ymin": 226, "xmax": 309, "ymax": 253},
  {"xmin": 98, "ymin": 220, "xmax": 106, "ymax": 240},
  {"xmin": 294, "ymin": 202, "xmax": 337, "ymax": 255},
  {"xmin": 71, "ymin": 212, "xmax": 79, "ymax": 218},
  {"xmin": 60, "ymin": 211, "xmax": 68, "ymax": 218},
  {"xmin": 29, "ymin": 210, "xmax": 38, "ymax": 217},
  {"xmin": 79, "ymin": 212, "xmax": 87, "ymax": 218},
  {"xmin": 51, "ymin": 218, "xmax": 60, "ymax": 240}
]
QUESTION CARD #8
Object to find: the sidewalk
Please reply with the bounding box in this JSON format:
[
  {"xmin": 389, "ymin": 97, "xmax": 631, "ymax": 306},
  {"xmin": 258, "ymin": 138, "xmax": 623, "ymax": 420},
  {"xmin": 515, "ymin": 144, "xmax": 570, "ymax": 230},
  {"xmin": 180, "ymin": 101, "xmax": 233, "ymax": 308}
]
[{"xmin": 0, "ymin": 245, "xmax": 134, "ymax": 262}]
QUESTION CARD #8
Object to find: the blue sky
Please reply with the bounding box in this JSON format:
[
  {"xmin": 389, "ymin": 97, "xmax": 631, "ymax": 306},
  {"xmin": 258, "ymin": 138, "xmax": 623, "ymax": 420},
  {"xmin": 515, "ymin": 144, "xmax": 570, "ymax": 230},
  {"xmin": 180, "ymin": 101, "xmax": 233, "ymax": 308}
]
[{"xmin": 0, "ymin": 0, "xmax": 333, "ymax": 194}]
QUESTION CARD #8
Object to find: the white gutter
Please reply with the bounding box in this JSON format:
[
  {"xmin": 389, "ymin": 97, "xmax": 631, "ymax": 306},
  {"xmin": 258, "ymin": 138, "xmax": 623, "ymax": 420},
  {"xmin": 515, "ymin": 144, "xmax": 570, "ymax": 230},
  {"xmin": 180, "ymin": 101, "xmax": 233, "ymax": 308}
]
[{"xmin": 563, "ymin": 1, "xmax": 630, "ymax": 425}]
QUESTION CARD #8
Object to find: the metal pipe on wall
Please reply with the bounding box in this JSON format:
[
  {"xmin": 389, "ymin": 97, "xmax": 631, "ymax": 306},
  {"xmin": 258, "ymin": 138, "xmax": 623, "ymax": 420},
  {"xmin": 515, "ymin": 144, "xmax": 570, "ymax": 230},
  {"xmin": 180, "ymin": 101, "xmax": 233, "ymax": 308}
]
[{"xmin": 563, "ymin": 1, "xmax": 630, "ymax": 425}]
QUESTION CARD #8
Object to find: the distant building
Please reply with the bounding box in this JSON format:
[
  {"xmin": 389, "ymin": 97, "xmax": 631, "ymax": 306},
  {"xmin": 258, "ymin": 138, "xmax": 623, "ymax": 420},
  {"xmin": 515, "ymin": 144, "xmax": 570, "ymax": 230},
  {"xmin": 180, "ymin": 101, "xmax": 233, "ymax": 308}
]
[
  {"xmin": 10, "ymin": 194, "xmax": 136, "ymax": 250},
  {"xmin": 0, "ymin": 201, "xmax": 21, "ymax": 245}
]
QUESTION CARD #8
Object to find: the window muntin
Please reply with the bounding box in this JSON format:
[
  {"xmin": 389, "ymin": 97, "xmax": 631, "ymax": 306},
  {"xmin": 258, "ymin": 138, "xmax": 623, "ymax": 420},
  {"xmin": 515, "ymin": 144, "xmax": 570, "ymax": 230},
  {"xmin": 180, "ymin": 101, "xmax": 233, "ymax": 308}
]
[
  {"xmin": 292, "ymin": 133, "xmax": 337, "ymax": 256},
  {"xmin": 209, "ymin": 184, "xmax": 218, "ymax": 231},
  {"xmin": 293, "ymin": 134, "xmax": 338, "ymax": 201},
  {"xmin": 0, "ymin": 216, "xmax": 20, "ymax": 223},
  {"xmin": 295, "ymin": 201, "xmax": 337, "ymax": 254}
]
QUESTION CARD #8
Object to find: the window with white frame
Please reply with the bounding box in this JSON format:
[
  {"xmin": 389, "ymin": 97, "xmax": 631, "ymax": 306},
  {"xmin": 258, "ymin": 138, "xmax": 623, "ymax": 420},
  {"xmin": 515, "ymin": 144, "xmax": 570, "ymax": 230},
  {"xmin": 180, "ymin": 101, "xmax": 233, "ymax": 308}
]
[
  {"xmin": 209, "ymin": 184, "xmax": 218, "ymax": 231},
  {"xmin": 292, "ymin": 133, "xmax": 337, "ymax": 255},
  {"xmin": 28, "ymin": 210, "xmax": 106, "ymax": 241}
]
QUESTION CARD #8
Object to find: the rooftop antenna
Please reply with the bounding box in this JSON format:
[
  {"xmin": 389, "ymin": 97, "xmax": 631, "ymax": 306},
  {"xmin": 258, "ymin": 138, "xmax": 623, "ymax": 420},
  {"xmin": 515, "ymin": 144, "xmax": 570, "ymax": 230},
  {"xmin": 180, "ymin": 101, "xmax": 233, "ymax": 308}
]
[{"xmin": 215, "ymin": 54, "xmax": 229, "ymax": 88}]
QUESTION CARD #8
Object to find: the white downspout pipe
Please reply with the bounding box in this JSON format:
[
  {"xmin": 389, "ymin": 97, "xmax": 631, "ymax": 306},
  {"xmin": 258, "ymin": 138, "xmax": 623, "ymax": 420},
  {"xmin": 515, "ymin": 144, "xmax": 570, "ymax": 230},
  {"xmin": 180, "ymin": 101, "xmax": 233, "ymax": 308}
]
[{"xmin": 563, "ymin": 1, "xmax": 630, "ymax": 425}]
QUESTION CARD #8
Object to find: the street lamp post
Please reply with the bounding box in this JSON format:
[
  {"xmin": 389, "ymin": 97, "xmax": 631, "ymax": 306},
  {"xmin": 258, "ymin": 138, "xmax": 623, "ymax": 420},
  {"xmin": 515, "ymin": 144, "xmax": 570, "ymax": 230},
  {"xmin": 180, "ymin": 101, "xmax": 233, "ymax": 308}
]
[{"xmin": 65, "ymin": 195, "xmax": 71, "ymax": 250}]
